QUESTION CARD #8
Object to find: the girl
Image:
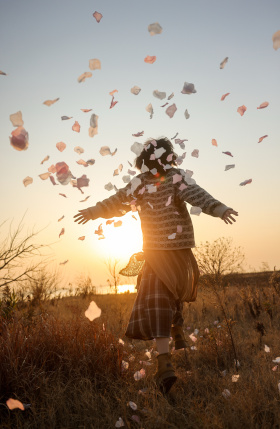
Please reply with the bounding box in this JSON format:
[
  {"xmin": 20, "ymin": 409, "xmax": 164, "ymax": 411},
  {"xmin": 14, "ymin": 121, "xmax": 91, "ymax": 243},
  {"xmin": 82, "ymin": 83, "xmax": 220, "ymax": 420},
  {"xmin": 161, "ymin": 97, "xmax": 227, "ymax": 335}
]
[{"xmin": 74, "ymin": 137, "xmax": 238, "ymax": 393}]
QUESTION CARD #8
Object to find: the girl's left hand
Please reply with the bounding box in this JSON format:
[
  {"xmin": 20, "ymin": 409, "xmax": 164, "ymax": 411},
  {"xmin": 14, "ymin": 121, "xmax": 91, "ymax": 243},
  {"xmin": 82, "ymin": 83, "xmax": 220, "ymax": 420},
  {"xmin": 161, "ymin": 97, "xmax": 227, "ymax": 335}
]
[
  {"xmin": 222, "ymin": 209, "xmax": 238, "ymax": 225},
  {"xmin": 73, "ymin": 209, "xmax": 91, "ymax": 224}
]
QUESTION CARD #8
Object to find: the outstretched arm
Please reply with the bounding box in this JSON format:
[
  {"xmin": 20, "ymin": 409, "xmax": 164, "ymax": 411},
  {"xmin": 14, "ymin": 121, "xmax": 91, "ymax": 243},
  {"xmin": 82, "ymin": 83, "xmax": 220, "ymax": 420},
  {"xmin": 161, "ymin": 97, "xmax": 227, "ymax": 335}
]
[{"xmin": 222, "ymin": 209, "xmax": 238, "ymax": 224}]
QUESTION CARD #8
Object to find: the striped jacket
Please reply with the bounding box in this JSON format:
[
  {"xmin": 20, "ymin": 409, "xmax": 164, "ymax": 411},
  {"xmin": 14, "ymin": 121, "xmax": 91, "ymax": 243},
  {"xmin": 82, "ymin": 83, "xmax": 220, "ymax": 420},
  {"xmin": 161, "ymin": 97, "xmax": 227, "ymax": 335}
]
[{"xmin": 88, "ymin": 167, "xmax": 230, "ymax": 250}]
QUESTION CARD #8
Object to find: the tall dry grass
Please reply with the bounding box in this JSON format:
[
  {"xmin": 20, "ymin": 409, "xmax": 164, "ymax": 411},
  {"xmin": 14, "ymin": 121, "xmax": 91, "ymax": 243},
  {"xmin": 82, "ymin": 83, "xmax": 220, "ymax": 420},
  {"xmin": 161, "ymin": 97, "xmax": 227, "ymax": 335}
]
[{"xmin": 1, "ymin": 273, "xmax": 280, "ymax": 428}]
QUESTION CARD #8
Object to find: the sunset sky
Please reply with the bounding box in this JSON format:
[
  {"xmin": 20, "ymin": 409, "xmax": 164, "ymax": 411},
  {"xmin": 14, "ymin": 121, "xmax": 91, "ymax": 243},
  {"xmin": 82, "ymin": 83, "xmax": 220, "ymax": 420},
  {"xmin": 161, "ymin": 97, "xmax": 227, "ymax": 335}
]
[{"xmin": 1, "ymin": 0, "xmax": 280, "ymax": 287}]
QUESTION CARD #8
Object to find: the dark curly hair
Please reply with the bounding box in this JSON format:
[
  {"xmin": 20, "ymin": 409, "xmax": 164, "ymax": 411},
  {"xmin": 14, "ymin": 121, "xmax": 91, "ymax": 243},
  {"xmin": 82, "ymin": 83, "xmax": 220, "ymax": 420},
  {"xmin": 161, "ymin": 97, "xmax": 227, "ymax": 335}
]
[{"xmin": 134, "ymin": 137, "xmax": 177, "ymax": 175}]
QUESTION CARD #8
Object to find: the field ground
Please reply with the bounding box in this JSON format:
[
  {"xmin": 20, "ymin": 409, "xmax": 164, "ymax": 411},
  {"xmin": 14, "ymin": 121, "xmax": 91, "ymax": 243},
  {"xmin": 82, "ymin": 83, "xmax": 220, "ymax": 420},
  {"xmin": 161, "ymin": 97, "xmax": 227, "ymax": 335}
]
[{"xmin": 1, "ymin": 272, "xmax": 280, "ymax": 428}]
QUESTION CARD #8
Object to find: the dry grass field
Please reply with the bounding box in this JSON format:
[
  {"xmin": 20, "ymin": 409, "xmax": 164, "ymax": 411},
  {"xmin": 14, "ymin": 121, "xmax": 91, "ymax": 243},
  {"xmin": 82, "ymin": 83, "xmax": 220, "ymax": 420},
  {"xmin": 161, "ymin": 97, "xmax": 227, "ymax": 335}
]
[{"xmin": 1, "ymin": 271, "xmax": 280, "ymax": 429}]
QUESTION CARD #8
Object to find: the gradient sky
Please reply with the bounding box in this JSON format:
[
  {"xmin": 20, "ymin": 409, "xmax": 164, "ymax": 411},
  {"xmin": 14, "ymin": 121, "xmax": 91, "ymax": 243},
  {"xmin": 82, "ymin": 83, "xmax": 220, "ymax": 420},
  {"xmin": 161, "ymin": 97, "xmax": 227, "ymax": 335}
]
[{"xmin": 1, "ymin": 0, "xmax": 280, "ymax": 286}]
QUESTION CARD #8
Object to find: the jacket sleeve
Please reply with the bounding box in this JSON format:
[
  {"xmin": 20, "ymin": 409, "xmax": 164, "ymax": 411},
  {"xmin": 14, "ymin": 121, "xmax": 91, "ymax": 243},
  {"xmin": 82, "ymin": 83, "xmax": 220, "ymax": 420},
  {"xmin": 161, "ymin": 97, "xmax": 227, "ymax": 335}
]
[
  {"xmin": 176, "ymin": 175, "xmax": 231, "ymax": 218},
  {"xmin": 87, "ymin": 184, "xmax": 133, "ymax": 220}
]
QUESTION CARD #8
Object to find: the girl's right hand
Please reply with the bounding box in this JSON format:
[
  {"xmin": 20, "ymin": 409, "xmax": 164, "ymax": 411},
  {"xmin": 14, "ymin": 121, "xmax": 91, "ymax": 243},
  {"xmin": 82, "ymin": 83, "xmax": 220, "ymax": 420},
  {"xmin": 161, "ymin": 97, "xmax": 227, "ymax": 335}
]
[{"xmin": 222, "ymin": 209, "xmax": 238, "ymax": 225}]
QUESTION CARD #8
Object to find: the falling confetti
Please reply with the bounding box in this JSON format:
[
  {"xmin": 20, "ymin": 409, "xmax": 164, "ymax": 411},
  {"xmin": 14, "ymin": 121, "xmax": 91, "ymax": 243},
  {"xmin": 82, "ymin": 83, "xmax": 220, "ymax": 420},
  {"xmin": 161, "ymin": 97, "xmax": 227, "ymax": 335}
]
[
  {"xmin": 273, "ymin": 357, "xmax": 280, "ymax": 363},
  {"xmin": 264, "ymin": 345, "xmax": 270, "ymax": 353},
  {"xmin": 237, "ymin": 105, "xmax": 247, "ymax": 116},
  {"xmin": 104, "ymin": 182, "xmax": 114, "ymax": 191},
  {"xmin": 74, "ymin": 146, "xmax": 84, "ymax": 154},
  {"xmin": 10, "ymin": 126, "xmax": 29, "ymax": 151},
  {"xmin": 89, "ymin": 114, "xmax": 98, "ymax": 137},
  {"xmin": 190, "ymin": 206, "xmax": 202, "ymax": 216},
  {"xmin": 6, "ymin": 398, "xmax": 25, "ymax": 411},
  {"xmin": 128, "ymin": 401, "xmax": 137, "ymax": 411},
  {"xmin": 153, "ymin": 90, "xmax": 166, "ymax": 99},
  {"xmin": 56, "ymin": 141, "xmax": 66, "ymax": 152},
  {"xmin": 184, "ymin": 109, "xmax": 190, "ymax": 119},
  {"xmin": 41, "ymin": 155, "xmax": 49, "ymax": 164},
  {"xmin": 191, "ymin": 149, "xmax": 199, "ymax": 158},
  {"xmin": 131, "ymin": 85, "xmax": 141, "ymax": 95},
  {"xmin": 146, "ymin": 103, "xmax": 154, "ymax": 119},
  {"xmin": 166, "ymin": 104, "xmax": 177, "ymax": 118},
  {"xmin": 239, "ymin": 179, "xmax": 252, "ymax": 186},
  {"xmin": 114, "ymin": 220, "xmax": 122, "ymax": 227},
  {"xmin": 72, "ymin": 121, "xmax": 80, "ymax": 132},
  {"xmin": 223, "ymin": 151, "xmax": 233, "ymax": 157},
  {"xmin": 220, "ymin": 57, "xmax": 228, "ymax": 69},
  {"xmin": 115, "ymin": 417, "xmax": 125, "ymax": 428},
  {"xmin": 93, "ymin": 11, "xmax": 103, "ymax": 22},
  {"xmin": 23, "ymin": 176, "xmax": 33, "ymax": 187},
  {"xmin": 181, "ymin": 82, "xmax": 197, "ymax": 94},
  {"xmin": 100, "ymin": 146, "xmax": 116, "ymax": 156},
  {"xmin": 272, "ymin": 30, "xmax": 280, "ymax": 50},
  {"xmin": 154, "ymin": 147, "xmax": 166, "ymax": 158},
  {"xmin": 225, "ymin": 164, "xmax": 235, "ymax": 171},
  {"xmin": 148, "ymin": 22, "xmax": 162, "ymax": 35},
  {"xmin": 58, "ymin": 215, "xmax": 64, "ymax": 222},
  {"xmin": 43, "ymin": 98, "xmax": 59, "ymax": 106},
  {"xmin": 61, "ymin": 116, "xmax": 72, "ymax": 120},
  {"xmin": 134, "ymin": 369, "xmax": 145, "ymax": 380},
  {"xmin": 39, "ymin": 172, "xmax": 51, "ymax": 180},
  {"xmin": 131, "ymin": 141, "xmax": 144, "ymax": 156},
  {"xmin": 132, "ymin": 131, "xmax": 144, "ymax": 137},
  {"xmin": 89, "ymin": 58, "xmax": 101, "ymax": 70},
  {"xmin": 168, "ymin": 233, "xmax": 176, "ymax": 240},
  {"xmin": 78, "ymin": 236, "xmax": 85, "ymax": 241},
  {"xmin": 221, "ymin": 93, "xmax": 230, "ymax": 101},
  {"xmin": 59, "ymin": 228, "xmax": 65, "ymax": 238},
  {"xmin": 85, "ymin": 301, "xmax": 101, "ymax": 321},
  {"xmin": 257, "ymin": 101, "xmax": 269, "ymax": 109},
  {"xmin": 212, "ymin": 139, "xmax": 218, "ymax": 147},
  {"xmin": 144, "ymin": 55, "xmax": 156, "ymax": 64},
  {"xmin": 10, "ymin": 111, "xmax": 24, "ymax": 127},
  {"xmin": 258, "ymin": 135, "xmax": 268, "ymax": 143}
]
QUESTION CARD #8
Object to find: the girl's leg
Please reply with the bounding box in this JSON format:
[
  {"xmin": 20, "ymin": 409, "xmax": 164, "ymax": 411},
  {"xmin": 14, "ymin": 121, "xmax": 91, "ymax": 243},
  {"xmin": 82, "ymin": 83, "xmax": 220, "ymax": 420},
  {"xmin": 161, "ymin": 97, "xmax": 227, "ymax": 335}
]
[{"xmin": 155, "ymin": 337, "xmax": 169, "ymax": 354}]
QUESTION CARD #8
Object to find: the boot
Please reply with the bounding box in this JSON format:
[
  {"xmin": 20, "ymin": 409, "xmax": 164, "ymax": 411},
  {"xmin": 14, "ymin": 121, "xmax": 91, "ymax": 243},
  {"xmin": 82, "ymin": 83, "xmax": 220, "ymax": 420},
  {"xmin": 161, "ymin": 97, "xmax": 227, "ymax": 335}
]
[
  {"xmin": 155, "ymin": 353, "xmax": 177, "ymax": 394},
  {"xmin": 171, "ymin": 325, "xmax": 188, "ymax": 350}
]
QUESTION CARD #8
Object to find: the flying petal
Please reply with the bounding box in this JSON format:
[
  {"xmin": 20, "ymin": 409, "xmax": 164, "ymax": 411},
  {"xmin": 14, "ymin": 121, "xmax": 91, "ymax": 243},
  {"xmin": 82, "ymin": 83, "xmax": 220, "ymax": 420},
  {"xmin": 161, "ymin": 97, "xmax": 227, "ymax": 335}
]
[
  {"xmin": 39, "ymin": 172, "xmax": 51, "ymax": 180},
  {"xmin": 237, "ymin": 105, "xmax": 247, "ymax": 116},
  {"xmin": 220, "ymin": 57, "xmax": 228, "ymax": 69},
  {"xmin": 85, "ymin": 301, "xmax": 101, "ymax": 321},
  {"xmin": 59, "ymin": 228, "xmax": 65, "ymax": 238},
  {"xmin": 72, "ymin": 121, "xmax": 81, "ymax": 132},
  {"xmin": 10, "ymin": 126, "xmax": 29, "ymax": 151},
  {"xmin": 131, "ymin": 85, "xmax": 141, "ymax": 95},
  {"xmin": 144, "ymin": 55, "xmax": 156, "ymax": 64},
  {"xmin": 43, "ymin": 98, "xmax": 59, "ymax": 106},
  {"xmin": 222, "ymin": 151, "xmax": 233, "ymax": 157},
  {"xmin": 41, "ymin": 155, "xmax": 49, "ymax": 164},
  {"xmin": 166, "ymin": 104, "xmax": 177, "ymax": 118},
  {"xmin": 74, "ymin": 146, "xmax": 84, "ymax": 154},
  {"xmin": 181, "ymin": 82, "xmax": 196, "ymax": 94},
  {"xmin": 191, "ymin": 149, "xmax": 199, "ymax": 158},
  {"xmin": 146, "ymin": 103, "xmax": 154, "ymax": 119},
  {"xmin": 61, "ymin": 116, "xmax": 72, "ymax": 120},
  {"xmin": 10, "ymin": 111, "xmax": 24, "ymax": 127},
  {"xmin": 190, "ymin": 206, "xmax": 202, "ymax": 215},
  {"xmin": 212, "ymin": 139, "xmax": 218, "ymax": 147},
  {"xmin": 148, "ymin": 22, "xmax": 162, "ymax": 35},
  {"xmin": 89, "ymin": 58, "xmax": 101, "ymax": 70},
  {"xmin": 221, "ymin": 93, "xmax": 230, "ymax": 101},
  {"xmin": 23, "ymin": 176, "xmax": 33, "ymax": 187},
  {"xmin": 225, "ymin": 164, "xmax": 235, "ymax": 171},
  {"xmin": 258, "ymin": 135, "xmax": 268, "ymax": 143},
  {"xmin": 56, "ymin": 141, "xmax": 66, "ymax": 152},
  {"xmin": 153, "ymin": 90, "xmax": 166, "ymax": 100},
  {"xmin": 272, "ymin": 30, "xmax": 280, "ymax": 50},
  {"xmin": 257, "ymin": 101, "xmax": 269, "ymax": 109},
  {"xmin": 93, "ymin": 11, "xmax": 103, "ymax": 22},
  {"xmin": 239, "ymin": 179, "xmax": 252, "ymax": 186}
]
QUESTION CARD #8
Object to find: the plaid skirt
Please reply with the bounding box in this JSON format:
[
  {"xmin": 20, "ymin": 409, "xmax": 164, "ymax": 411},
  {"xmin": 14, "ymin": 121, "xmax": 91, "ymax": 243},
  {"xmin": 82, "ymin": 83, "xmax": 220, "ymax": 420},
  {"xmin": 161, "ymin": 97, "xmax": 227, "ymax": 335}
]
[{"xmin": 125, "ymin": 262, "xmax": 178, "ymax": 340}]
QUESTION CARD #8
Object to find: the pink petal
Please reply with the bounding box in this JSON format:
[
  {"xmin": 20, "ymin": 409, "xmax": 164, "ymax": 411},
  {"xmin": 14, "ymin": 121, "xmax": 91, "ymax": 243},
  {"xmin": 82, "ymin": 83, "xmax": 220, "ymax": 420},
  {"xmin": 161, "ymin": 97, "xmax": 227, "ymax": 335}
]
[
  {"xmin": 257, "ymin": 101, "xmax": 269, "ymax": 109},
  {"xmin": 110, "ymin": 95, "xmax": 118, "ymax": 109},
  {"xmin": 272, "ymin": 30, "xmax": 280, "ymax": 50},
  {"xmin": 89, "ymin": 59, "xmax": 101, "ymax": 70},
  {"xmin": 61, "ymin": 116, "xmax": 73, "ymax": 120},
  {"xmin": 221, "ymin": 92, "xmax": 230, "ymax": 101},
  {"xmin": 80, "ymin": 196, "xmax": 90, "ymax": 202},
  {"xmin": 132, "ymin": 131, "xmax": 144, "ymax": 137},
  {"xmin": 74, "ymin": 146, "xmax": 84, "ymax": 154},
  {"xmin": 59, "ymin": 193, "xmax": 67, "ymax": 198},
  {"xmin": 166, "ymin": 153, "xmax": 173, "ymax": 162},
  {"xmin": 237, "ymin": 105, "xmax": 247, "ymax": 116},
  {"xmin": 106, "ymin": 220, "xmax": 114, "ymax": 225},
  {"xmin": 179, "ymin": 183, "xmax": 187, "ymax": 191},
  {"xmin": 93, "ymin": 11, "xmax": 103, "ymax": 22},
  {"xmin": 150, "ymin": 154, "xmax": 156, "ymax": 160},
  {"xmin": 39, "ymin": 172, "xmax": 51, "ymax": 180},
  {"xmin": 58, "ymin": 216, "xmax": 64, "ymax": 222},
  {"xmin": 173, "ymin": 174, "xmax": 182, "ymax": 184},
  {"xmin": 72, "ymin": 121, "xmax": 81, "ymax": 132},
  {"xmin": 59, "ymin": 228, "xmax": 65, "ymax": 238},
  {"xmin": 191, "ymin": 149, "xmax": 199, "ymax": 158},
  {"xmin": 165, "ymin": 195, "xmax": 172, "ymax": 206},
  {"xmin": 109, "ymin": 89, "xmax": 118, "ymax": 96},
  {"xmin": 78, "ymin": 236, "xmax": 85, "ymax": 241},
  {"xmin": 56, "ymin": 141, "xmax": 66, "ymax": 152},
  {"xmin": 23, "ymin": 176, "xmax": 33, "ymax": 187},
  {"xmin": 220, "ymin": 57, "xmax": 228, "ymax": 69},
  {"xmin": 81, "ymin": 109, "xmax": 92, "ymax": 113},
  {"xmin": 181, "ymin": 82, "xmax": 196, "ymax": 94},
  {"xmin": 258, "ymin": 135, "xmax": 268, "ymax": 143},
  {"xmin": 114, "ymin": 221, "xmax": 122, "ymax": 227},
  {"xmin": 10, "ymin": 126, "xmax": 29, "ymax": 151},
  {"xmin": 222, "ymin": 151, "xmax": 233, "ymax": 157},
  {"xmin": 43, "ymin": 98, "xmax": 59, "ymax": 106},
  {"xmin": 161, "ymin": 102, "xmax": 168, "ymax": 107},
  {"xmin": 10, "ymin": 111, "xmax": 24, "ymax": 127},
  {"xmin": 144, "ymin": 55, "xmax": 156, "ymax": 64},
  {"xmin": 41, "ymin": 155, "xmax": 49, "ymax": 164},
  {"xmin": 76, "ymin": 159, "xmax": 89, "ymax": 167},
  {"xmin": 166, "ymin": 103, "xmax": 177, "ymax": 118},
  {"xmin": 239, "ymin": 179, "xmax": 252, "ymax": 186},
  {"xmin": 212, "ymin": 139, "xmax": 218, "ymax": 147},
  {"xmin": 177, "ymin": 225, "xmax": 182, "ymax": 233},
  {"xmin": 6, "ymin": 398, "xmax": 25, "ymax": 411}
]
